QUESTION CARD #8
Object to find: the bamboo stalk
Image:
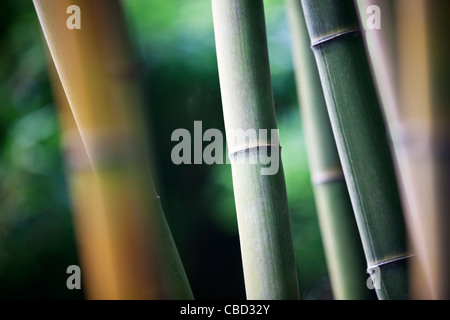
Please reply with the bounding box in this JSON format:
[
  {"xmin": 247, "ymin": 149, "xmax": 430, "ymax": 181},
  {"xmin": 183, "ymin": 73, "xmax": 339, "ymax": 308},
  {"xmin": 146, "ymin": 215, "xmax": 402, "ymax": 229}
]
[
  {"xmin": 301, "ymin": 0, "xmax": 410, "ymax": 299},
  {"xmin": 35, "ymin": 0, "xmax": 193, "ymax": 299},
  {"xmin": 420, "ymin": 0, "xmax": 450, "ymax": 300},
  {"xmin": 355, "ymin": 0, "xmax": 433, "ymax": 299},
  {"xmin": 48, "ymin": 56, "xmax": 121, "ymax": 299},
  {"xmin": 286, "ymin": 0, "xmax": 374, "ymax": 300},
  {"xmin": 356, "ymin": 0, "xmax": 450, "ymax": 299},
  {"xmin": 211, "ymin": 0, "xmax": 300, "ymax": 299}
]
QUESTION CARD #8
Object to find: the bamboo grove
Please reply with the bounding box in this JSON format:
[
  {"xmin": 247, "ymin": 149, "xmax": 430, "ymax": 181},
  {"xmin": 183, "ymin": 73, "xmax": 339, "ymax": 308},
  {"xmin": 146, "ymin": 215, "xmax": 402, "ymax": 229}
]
[{"xmin": 27, "ymin": 0, "xmax": 450, "ymax": 300}]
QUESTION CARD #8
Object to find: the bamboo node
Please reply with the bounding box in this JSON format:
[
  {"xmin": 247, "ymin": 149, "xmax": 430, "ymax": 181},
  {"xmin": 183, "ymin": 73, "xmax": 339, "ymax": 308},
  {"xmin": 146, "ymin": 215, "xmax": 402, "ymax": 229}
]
[
  {"xmin": 311, "ymin": 29, "xmax": 361, "ymax": 48},
  {"xmin": 227, "ymin": 144, "xmax": 282, "ymax": 159},
  {"xmin": 367, "ymin": 254, "xmax": 416, "ymax": 271},
  {"xmin": 311, "ymin": 169, "xmax": 345, "ymax": 185}
]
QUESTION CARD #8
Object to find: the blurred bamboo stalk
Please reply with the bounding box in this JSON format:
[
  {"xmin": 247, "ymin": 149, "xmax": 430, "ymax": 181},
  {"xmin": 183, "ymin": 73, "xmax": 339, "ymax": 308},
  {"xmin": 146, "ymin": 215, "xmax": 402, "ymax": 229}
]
[
  {"xmin": 421, "ymin": 0, "xmax": 450, "ymax": 300},
  {"xmin": 301, "ymin": 0, "xmax": 409, "ymax": 299},
  {"xmin": 48, "ymin": 56, "xmax": 121, "ymax": 299},
  {"xmin": 35, "ymin": 0, "xmax": 193, "ymax": 299},
  {"xmin": 286, "ymin": 0, "xmax": 374, "ymax": 300},
  {"xmin": 211, "ymin": 0, "xmax": 300, "ymax": 299},
  {"xmin": 356, "ymin": 0, "xmax": 450, "ymax": 299}
]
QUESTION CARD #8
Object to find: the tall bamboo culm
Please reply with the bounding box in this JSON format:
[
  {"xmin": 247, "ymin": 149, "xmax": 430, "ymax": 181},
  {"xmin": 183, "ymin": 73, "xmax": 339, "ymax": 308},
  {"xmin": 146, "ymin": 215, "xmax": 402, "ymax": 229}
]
[
  {"xmin": 211, "ymin": 0, "xmax": 300, "ymax": 299},
  {"xmin": 301, "ymin": 0, "xmax": 409, "ymax": 299},
  {"xmin": 286, "ymin": 0, "xmax": 374, "ymax": 300},
  {"xmin": 34, "ymin": 0, "xmax": 193, "ymax": 299},
  {"xmin": 356, "ymin": 0, "xmax": 450, "ymax": 299}
]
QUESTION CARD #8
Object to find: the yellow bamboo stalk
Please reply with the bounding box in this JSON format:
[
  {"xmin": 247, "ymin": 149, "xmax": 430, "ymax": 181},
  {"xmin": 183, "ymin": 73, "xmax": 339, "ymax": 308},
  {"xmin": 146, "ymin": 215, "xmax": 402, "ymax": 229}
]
[
  {"xmin": 357, "ymin": 0, "xmax": 450, "ymax": 299},
  {"xmin": 48, "ymin": 59, "xmax": 122, "ymax": 299},
  {"xmin": 395, "ymin": 0, "xmax": 436, "ymax": 300},
  {"xmin": 356, "ymin": 0, "xmax": 434, "ymax": 299},
  {"xmin": 397, "ymin": 0, "xmax": 450, "ymax": 299},
  {"xmin": 34, "ymin": 0, "xmax": 172, "ymax": 299}
]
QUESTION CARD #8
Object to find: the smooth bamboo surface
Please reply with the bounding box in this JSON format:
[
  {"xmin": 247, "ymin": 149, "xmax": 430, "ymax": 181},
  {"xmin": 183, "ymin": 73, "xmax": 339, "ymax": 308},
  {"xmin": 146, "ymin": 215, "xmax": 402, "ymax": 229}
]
[
  {"xmin": 301, "ymin": 0, "xmax": 409, "ymax": 299},
  {"xmin": 286, "ymin": 0, "xmax": 374, "ymax": 300},
  {"xmin": 212, "ymin": 0, "xmax": 300, "ymax": 299}
]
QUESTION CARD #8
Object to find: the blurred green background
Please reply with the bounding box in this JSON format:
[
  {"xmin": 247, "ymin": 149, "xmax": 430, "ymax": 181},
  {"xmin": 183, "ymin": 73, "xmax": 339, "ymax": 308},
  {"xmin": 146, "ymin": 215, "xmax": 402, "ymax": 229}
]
[{"xmin": 0, "ymin": 0, "xmax": 330, "ymax": 299}]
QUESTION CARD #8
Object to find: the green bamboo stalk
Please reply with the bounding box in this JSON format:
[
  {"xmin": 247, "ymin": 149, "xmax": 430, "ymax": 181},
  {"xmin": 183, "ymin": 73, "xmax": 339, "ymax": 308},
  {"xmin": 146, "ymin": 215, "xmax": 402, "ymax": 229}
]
[
  {"xmin": 286, "ymin": 0, "xmax": 374, "ymax": 300},
  {"xmin": 34, "ymin": 0, "xmax": 193, "ymax": 299},
  {"xmin": 211, "ymin": 0, "xmax": 300, "ymax": 299},
  {"xmin": 300, "ymin": 0, "xmax": 410, "ymax": 299}
]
